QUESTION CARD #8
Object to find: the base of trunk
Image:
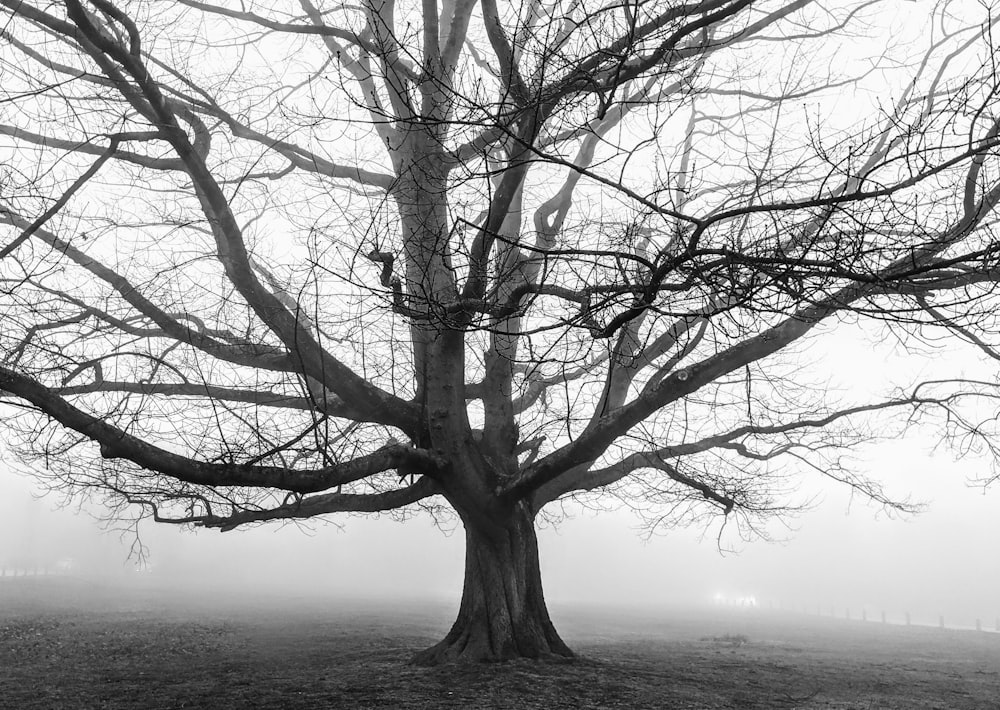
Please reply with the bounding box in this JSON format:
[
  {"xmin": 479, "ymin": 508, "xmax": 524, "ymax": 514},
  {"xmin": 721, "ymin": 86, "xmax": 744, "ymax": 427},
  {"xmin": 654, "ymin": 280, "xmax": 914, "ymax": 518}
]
[
  {"xmin": 411, "ymin": 503, "xmax": 574, "ymax": 664},
  {"xmin": 410, "ymin": 610, "xmax": 573, "ymax": 665}
]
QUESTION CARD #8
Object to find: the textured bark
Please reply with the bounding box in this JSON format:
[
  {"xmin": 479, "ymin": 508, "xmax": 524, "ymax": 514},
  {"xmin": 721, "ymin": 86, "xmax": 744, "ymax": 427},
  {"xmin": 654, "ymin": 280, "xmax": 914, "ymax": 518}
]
[{"xmin": 412, "ymin": 503, "xmax": 572, "ymax": 664}]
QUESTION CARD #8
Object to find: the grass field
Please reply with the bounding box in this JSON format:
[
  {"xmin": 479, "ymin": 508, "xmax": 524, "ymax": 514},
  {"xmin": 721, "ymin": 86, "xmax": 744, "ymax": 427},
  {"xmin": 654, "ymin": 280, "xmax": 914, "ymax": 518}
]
[{"xmin": 1, "ymin": 577, "xmax": 997, "ymax": 709}]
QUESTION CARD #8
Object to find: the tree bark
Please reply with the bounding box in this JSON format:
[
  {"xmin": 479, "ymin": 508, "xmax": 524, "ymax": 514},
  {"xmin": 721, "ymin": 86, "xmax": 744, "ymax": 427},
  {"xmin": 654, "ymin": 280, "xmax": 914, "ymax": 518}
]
[{"xmin": 411, "ymin": 502, "xmax": 573, "ymax": 664}]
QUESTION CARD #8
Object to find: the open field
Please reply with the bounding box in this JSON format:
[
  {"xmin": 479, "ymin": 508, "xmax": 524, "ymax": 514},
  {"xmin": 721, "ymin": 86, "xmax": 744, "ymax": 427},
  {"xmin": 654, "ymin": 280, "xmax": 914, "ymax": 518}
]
[{"xmin": 1, "ymin": 577, "xmax": 997, "ymax": 709}]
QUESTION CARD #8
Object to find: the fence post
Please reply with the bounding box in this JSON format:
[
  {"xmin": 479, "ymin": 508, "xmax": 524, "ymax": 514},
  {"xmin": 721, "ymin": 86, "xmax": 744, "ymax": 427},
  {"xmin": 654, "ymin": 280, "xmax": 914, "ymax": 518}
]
[
  {"xmin": 905, "ymin": 612, "xmax": 911, "ymax": 626},
  {"xmin": 862, "ymin": 609, "xmax": 867, "ymax": 622},
  {"xmin": 881, "ymin": 611, "xmax": 886, "ymax": 624},
  {"xmin": 938, "ymin": 615, "xmax": 944, "ymax": 629},
  {"xmin": 976, "ymin": 619, "xmax": 982, "ymax": 632}
]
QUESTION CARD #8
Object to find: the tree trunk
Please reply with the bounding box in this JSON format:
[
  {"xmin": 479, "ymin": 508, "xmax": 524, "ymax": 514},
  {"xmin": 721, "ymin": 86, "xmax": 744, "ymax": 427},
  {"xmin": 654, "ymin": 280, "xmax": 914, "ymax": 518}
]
[{"xmin": 411, "ymin": 502, "xmax": 573, "ymax": 664}]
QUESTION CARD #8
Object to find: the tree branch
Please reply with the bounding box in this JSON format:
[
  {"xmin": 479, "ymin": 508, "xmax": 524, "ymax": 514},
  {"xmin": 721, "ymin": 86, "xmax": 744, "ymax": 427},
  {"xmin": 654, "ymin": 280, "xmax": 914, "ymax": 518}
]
[
  {"xmin": 194, "ymin": 476, "xmax": 440, "ymax": 531},
  {"xmin": 0, "ymin": 363, "xmax": 444, "ymax": 493}
]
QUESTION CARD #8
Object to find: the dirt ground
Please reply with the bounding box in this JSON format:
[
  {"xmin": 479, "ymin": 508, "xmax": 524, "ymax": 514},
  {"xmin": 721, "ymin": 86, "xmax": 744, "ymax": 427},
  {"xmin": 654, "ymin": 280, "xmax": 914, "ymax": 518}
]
[{"xmin": 0, "ymin": 577, "xmax": 997, "ymax": 709}]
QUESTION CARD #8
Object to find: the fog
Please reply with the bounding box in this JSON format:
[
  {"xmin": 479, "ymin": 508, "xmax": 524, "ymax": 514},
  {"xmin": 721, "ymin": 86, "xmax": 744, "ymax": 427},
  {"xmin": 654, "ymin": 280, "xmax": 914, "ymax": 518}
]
[
  {"xmin": 2, "ymin": 433, "xmax": 998, "ymax": 631},
  {"xmin": 8, "ymin": 327, "xmax": 995, "ymax": 629},
  {"xmin": 2, "ymin": 325, "xmax": 998, "ymax": 632}
]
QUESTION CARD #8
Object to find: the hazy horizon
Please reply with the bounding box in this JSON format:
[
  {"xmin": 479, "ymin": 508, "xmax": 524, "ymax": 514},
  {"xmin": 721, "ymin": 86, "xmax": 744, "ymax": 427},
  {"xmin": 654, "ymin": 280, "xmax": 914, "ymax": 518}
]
[{"xmin": 3, "ymin": 431, "xmax": 997, "ymax": 631}]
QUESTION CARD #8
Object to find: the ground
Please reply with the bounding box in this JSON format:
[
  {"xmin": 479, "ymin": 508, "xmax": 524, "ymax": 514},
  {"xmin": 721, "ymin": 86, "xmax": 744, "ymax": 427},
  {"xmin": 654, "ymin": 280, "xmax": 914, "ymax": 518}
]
[{"xmin": 0, "ymin": 577, "xmax": 997, "ymax": 709}]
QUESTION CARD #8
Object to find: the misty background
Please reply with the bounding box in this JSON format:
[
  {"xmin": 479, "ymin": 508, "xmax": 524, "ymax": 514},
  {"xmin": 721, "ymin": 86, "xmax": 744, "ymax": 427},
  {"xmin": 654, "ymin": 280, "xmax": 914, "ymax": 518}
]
[
  {"xmin": 2, "ymin": 314, "xmax": 999, "ymax": 630},
  {"xmin": 2, "ymin": 438, "xmax": 997, "ymax": 627}
]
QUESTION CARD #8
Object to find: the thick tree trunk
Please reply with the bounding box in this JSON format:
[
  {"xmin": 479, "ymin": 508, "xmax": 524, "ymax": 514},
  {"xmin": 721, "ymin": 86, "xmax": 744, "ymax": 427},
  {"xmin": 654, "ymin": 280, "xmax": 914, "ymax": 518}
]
[{"xmin": 412, "ymin": 503, "xmax": 573, "ymax": 664}]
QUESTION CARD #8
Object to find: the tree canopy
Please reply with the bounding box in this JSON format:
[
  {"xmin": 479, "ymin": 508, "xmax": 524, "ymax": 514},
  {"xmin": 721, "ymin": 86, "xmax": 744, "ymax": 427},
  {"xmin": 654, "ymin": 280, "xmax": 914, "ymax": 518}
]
[{"xmin": 2, "ymin": 0, "xmax": 999, "ymax": 662}]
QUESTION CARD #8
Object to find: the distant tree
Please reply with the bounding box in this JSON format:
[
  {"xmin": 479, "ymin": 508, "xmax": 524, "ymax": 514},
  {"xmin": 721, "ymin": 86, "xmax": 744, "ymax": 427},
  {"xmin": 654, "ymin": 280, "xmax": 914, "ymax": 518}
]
[{"xmin": 1, "ymin": 0, "xmax": 999, "ymax": 663}]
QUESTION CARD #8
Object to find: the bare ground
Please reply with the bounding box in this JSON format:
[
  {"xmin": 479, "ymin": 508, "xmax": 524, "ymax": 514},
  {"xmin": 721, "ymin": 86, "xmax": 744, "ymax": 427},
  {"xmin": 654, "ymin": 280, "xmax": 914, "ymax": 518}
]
[{"xmin": 0, "ymin": 577, "xmax": 997, "ymax": 709}]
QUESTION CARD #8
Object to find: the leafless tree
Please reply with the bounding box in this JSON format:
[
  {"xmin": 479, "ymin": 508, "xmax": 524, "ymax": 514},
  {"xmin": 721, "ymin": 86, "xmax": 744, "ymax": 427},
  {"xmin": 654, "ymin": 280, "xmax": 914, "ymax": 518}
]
[{"xmin": 2, "ymin": 0, "xmax": 1000, "ymax": 663}]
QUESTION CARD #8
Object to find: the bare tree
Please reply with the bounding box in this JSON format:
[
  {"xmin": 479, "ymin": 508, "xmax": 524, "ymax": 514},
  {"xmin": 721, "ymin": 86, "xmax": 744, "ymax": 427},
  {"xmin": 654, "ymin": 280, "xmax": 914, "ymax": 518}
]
[{"xmin": 2, "ymin": 0, "xmax": 1000, "ymax": 663}]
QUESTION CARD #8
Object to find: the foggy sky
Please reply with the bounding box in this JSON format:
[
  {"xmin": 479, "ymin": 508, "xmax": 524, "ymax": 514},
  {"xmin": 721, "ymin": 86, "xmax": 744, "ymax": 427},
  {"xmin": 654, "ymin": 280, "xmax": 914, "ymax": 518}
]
[{"xmin": 2, "ymin": 434, "xmax": 998, "ymax": 630}]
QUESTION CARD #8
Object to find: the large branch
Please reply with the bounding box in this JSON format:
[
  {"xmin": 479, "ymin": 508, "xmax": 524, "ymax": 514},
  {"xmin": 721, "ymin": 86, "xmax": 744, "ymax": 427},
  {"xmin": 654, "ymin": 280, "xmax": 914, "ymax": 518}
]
[
  {"xmin": 158, "ymin": 85, "xmax": 398, "ymax": 190},
  {"xmin": 192, "ymin": 476, "xmax": 440, "ymax": 531},
  {"xmin": 0, "ymin": 124, "xmax": 183, "ymax": 171},
  {"xmin": 0, "ymin": 363, "xmax": 443, "ymax": 493},
  {"xmin": 55, "ymin": 381, "xmax": 328, "ymax": 412},
  {"xmin": 534, "ymin": 455, "xmax": 737, "ymax": 515},
  {"xmin": 532, "ymin": 391, "xmax": 956, "ymax": 506}
]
